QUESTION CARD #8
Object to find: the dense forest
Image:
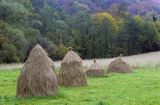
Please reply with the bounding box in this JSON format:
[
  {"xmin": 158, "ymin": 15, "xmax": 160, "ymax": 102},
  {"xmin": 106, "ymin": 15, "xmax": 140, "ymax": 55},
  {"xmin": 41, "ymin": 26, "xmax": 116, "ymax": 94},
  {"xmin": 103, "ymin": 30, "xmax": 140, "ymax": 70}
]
[{"xmin": 0, "ymin": 0, "xmax": 160, "ymax": 63}]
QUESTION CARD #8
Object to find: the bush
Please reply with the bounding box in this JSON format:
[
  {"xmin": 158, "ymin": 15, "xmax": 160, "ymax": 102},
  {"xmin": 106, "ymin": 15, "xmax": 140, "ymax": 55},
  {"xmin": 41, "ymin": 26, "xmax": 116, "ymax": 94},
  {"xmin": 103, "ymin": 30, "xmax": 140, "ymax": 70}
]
[
  {"xmin": 56, "ymin": 43, "xmax": 68, "ymax": 59},
  {"xmin": 1, "ymin": 43, "xmax": 19, "ymax": 63}
]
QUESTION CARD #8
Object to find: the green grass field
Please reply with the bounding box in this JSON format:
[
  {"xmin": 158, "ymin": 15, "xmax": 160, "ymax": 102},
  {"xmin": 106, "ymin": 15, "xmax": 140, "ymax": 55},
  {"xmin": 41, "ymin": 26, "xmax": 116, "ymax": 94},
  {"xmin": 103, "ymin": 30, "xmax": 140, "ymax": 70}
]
[{"xmin": 1, "ymin": 69, "xmax": 160, "ymax": 105}]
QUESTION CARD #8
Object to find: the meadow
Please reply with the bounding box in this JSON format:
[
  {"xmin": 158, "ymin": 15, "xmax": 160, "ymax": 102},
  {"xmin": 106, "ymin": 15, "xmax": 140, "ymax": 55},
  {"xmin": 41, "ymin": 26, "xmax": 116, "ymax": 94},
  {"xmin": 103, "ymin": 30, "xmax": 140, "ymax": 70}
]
[
  {"xmin": 1, "ymin": 69, "xmax": 160, "ymax": 105},
  {"xmin": 1, "ymin": 52, "xmax": 160, "ymax": 105}
]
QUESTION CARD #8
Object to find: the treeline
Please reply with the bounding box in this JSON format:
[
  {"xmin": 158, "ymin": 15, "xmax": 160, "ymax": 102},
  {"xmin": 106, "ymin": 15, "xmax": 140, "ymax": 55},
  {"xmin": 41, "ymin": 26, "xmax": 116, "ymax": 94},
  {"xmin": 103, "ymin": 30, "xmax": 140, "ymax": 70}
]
[{"xmin": 0, "ymin": 0, "xmax": 160, "ymax": 63}]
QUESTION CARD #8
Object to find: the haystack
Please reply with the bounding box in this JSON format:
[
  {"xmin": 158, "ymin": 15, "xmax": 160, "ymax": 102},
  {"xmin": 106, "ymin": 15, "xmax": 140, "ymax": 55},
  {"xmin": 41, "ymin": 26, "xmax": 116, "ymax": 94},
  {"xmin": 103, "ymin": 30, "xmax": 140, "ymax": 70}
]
[
  {"xmin": 16, "ymin": 44, "xmax": 58, "ymax": 98},
  {"xmin": 108, "ymin": 54, "xmax": 133, "ymax": 73},
  {"xmin": 86, "ymin": 59, "xmax": 105, "ymax": 77},
  {"xmin": 49, "ymin": 58, "xmax": 57, "ymax": 75},
  {"xmin": 58, "ymin": 47, "xmax": 87, "ymax": 87}
]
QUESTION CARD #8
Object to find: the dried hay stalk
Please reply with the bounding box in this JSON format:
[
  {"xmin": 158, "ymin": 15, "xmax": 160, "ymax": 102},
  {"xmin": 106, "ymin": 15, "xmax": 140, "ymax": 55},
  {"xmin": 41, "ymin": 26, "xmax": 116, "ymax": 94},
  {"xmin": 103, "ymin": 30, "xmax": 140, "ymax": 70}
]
[
  {"xmin": 49, "ymin": 58, "xmax": 57, "ymax": 75},
  {"xmin": 58, "ymin": 48, "xmax": 87, "ymax": 87},
  {"xmin": 16, "ymin": 44, "xmax": 58, "ymax": 98},
  {"xmin": 86, "ymin": 59, "xmax": 105, "ymax": 77},
  {"xmin": 108, "ymin": 56, "xmax": 133, "ymax": 73}
]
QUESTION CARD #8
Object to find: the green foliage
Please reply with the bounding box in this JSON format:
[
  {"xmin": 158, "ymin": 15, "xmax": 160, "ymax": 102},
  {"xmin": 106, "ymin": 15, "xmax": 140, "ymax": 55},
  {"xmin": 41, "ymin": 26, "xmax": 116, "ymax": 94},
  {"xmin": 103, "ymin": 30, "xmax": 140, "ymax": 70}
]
[
  {"xmin": 0, "ymin": 0, "xmax": 160, "ymax": 63},
  {"xmin": 24, "ymin": 28, "xmax": 41, "ymax": 47},
  {"xmin": 154, "ymin": 21, "xmax": 160, "ymax": 33},
  {"xmin": 40, "ymin": 38, "xmax": 57, "ymax": 60},
  {"xmin": 0, "ymin": 43, "xmax": 19, "ymax": 63},
  {"xmin": 0, "ymin": 0, "xmax": 29, "ymax": 24},
  {"xmin": 117, "ymin": 16, "xmax": 160, "ymax": 54},
  {"xmin": 92, "ymin": 12, "xmax": 120, "ymax": 57},
  {"xmin": 56, "ymin": 43, "xmax": 68, "ymax": 59}
]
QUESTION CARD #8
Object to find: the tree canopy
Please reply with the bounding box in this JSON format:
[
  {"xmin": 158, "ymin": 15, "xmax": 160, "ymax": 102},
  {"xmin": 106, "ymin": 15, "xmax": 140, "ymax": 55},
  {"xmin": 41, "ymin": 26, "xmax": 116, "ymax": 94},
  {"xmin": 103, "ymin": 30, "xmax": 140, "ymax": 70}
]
[{"xmin": 0, "ymin": 0, "xmax": 160, "ymax": 63}]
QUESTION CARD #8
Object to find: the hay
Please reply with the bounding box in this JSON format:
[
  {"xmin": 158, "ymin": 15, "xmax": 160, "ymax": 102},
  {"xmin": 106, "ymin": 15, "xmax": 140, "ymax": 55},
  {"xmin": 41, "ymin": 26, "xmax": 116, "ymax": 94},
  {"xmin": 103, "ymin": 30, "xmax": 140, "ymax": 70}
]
[
  {"xmin": 48, "ymin": 58, "xmax": 57, "ymax": 75},
  {"xmin": 16, "ymin": 44, "xmax": 58, "ymax": 98},
  {"xmin": 58, "ymin": 48, "xmax": 87, "ymax": 87},
  {"xmin": 108, "ymin": 56, "xmax": 133, "ymax": 74},
  {"xmin": 86, "ymin": 59, "xmax": 105, "ymax": 77}
]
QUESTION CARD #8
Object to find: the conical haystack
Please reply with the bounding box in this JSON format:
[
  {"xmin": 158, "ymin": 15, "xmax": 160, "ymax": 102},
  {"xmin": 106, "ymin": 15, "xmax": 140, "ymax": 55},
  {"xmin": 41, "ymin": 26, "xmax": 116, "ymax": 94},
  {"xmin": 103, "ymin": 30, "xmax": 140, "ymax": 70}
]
[
  {"xmin": 58, "ymin": 47, "xmax": 87, "ymax": 87},
  {"xmin": 86, "ymin": 59, "xmax": 105, "ymax": 77},
  {"xmin": 108, "ymin": 55, "xmax": 133, "ymax": 73},
  {"xmin": 16, "ymin": 44, "xmax": 58, "ymax": 98}
]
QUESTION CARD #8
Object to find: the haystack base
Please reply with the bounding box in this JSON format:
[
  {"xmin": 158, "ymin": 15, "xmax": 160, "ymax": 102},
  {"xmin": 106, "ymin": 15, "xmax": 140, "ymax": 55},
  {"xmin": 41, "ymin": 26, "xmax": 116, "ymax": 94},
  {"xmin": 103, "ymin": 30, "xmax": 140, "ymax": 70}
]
[
  {"xmin": 58, "ymin": 62, "xmax": 87, "ymax": 87},
  {"xmin": 86, "ymin": 70, "xmax": 105, "ymax": 77}
]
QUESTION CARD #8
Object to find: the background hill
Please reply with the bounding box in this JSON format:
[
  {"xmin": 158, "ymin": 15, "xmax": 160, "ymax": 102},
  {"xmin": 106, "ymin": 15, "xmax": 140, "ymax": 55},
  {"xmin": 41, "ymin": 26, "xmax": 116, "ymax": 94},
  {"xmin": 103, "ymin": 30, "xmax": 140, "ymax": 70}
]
[
  {"xmin": 52, "ymin": 0, "xmax": 160, "ymax": 16},
  {"xmin": 0, "ymin": 0, "xmax": 160, "ymax": 63}
]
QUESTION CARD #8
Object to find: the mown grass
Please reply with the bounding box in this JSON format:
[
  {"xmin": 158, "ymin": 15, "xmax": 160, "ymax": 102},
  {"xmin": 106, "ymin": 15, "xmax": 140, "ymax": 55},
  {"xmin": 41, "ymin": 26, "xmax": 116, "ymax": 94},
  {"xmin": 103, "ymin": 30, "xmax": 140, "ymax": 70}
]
[{"xmin": 0, "ymin": 69, "xmax": 160, "ymax": 105}]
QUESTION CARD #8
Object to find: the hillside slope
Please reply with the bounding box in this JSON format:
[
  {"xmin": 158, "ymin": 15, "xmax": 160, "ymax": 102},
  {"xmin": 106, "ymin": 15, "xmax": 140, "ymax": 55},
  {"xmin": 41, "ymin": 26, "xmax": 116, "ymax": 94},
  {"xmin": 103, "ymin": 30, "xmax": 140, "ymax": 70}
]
[
  {"xmin": 1, "ymin": 0, "xmax": 160, "ymax": 63},
  {"xmin": 52, "ymin": 0, "xmax": 160, "ymax": 16}
]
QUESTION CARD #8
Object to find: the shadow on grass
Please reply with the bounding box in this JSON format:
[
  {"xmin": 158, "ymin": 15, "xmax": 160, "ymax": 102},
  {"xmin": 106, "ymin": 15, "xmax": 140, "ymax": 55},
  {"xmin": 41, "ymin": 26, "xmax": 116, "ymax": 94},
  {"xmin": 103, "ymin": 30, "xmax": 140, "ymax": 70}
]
[{"xmin": 87, "ymin": 74, "xmax": 109, "ymax": 79}]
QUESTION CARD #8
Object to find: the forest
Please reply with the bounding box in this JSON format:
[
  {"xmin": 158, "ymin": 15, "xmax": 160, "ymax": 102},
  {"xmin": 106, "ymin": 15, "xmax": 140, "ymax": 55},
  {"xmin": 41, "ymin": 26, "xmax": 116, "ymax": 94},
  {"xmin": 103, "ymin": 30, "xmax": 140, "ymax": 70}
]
[{"xmin": 0, "ymin": 0, "xmax": 160, "ymax": 63}]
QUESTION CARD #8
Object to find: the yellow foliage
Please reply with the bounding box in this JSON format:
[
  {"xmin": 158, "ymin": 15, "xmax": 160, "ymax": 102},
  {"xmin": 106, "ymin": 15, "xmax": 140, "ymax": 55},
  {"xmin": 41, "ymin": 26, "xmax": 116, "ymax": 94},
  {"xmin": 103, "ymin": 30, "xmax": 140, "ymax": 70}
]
[
  {"xmin": 92, "ymin": 12, "xmax": 120, "ymax": 33},
  {"xmin": 154, "ymin": 21, "xmax": 160, "ymax": 32}
]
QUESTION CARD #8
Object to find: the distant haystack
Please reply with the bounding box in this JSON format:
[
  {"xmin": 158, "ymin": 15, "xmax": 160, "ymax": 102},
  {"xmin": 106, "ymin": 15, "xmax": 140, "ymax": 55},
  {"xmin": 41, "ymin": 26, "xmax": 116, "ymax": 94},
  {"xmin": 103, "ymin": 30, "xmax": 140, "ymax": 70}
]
[
  {"xmin": 58, "ymin": 47, "xmax": 87, "ymax": 87},
  {"xmin": 108, "ymin": 54, "xmax": 133, "ymax": 73},
  {"xmin": 86, "ymin": 59, "xmax": 105, "ymax": 77},
  {"xmin": 16, "ymin": 44, "xmax": 58, "ymax": 98}
]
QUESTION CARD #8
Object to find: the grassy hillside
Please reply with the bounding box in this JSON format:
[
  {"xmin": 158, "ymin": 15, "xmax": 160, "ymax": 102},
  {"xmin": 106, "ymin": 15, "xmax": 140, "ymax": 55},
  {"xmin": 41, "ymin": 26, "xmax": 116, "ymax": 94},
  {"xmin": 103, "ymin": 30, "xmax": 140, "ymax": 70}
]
[{"xmin": 0, "ymin": 69, "xmax": 160, "ymax": 105}]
